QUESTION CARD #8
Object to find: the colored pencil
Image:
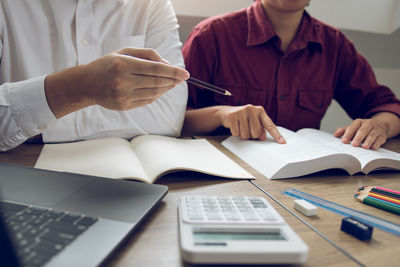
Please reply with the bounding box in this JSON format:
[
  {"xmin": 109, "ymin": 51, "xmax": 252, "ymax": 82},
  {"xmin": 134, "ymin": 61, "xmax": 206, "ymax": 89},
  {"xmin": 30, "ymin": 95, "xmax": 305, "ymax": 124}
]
[
  {"xmin": 358, "ymin": 186, "xmax": 400, "ymax": 200},
  {"xmin": 354, "ymin": 194, "xmax": 400, "ymax": 215},
  {"xmin": 186, "ymin": 77, "xmax": 232, "ymax": 96},
  {"xmin": 356, "ymin": 192, "xmax": 400, "ymax": 205},
  {"xmin": 374, "ymin": 186, "xmax": 400, "ymax": 196},
  {"xmin": 370, "ymin": 188, "xmax": 400, "ymax": 200}
]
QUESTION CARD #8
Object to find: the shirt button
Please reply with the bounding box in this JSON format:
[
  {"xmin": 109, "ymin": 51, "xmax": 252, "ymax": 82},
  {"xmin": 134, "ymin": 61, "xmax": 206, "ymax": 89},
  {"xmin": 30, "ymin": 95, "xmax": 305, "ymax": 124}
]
[
  {"xmin": 81, "ymin": 39, "xmax": 88, "ymax": 46},
  {"xmin": 279, "ymin": 95, "xmax": 285, "ymax": 100}
]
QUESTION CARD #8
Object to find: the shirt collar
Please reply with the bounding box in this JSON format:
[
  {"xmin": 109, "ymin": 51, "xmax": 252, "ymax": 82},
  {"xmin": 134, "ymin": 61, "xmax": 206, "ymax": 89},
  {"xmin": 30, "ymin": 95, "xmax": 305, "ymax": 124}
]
[{"xmin": 246, "ymin": 0, "xmax": 323, "ymax": 51}]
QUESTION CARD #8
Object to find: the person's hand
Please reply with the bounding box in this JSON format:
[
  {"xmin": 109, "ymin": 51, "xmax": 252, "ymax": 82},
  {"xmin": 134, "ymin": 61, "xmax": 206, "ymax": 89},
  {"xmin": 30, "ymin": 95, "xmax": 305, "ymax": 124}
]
[
  {"xmin": 334, "ymin": 118, "xmax": 388, "ymax": 150},
  {"xmin": 45, "ymin": 47, "xmax": 190, "ymax": 118},
  {"xmin": 219, "ymin": 104, "xmax": 286, "ymax": 143},
  {"xmin": 82, "ymin": 47, "xmax": 189, "ymax": 110}
]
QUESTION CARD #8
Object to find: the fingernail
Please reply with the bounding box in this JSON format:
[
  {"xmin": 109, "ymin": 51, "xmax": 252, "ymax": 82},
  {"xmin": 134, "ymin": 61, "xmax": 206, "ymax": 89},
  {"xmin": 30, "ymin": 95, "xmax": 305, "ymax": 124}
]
[
  {"xmin": 278, "ymin": 137, "xmax": 286, "ymax": 144},
  {"xmin": 181, "ymin": 70, "xmax": 190, "ymax": 80}
]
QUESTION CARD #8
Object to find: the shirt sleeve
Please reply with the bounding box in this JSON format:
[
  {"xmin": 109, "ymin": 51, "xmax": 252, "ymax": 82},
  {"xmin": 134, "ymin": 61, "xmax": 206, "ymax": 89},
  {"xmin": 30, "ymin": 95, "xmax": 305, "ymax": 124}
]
[
  {"xmin": 182, "ymin": 23, "xmax": 218, "ymax": 109},
  {"xmin": 141, "ymin": 0, "xmax": 188, "ymax": 135},
  {"xmin": 42, "ymin": 0, "xmax": 188, "ymax": 142},
  {"xmin": 334, "ymin": 33, "xmax": 400, "ymax": 119},
  {"xmin": 0, "ymin": 76, "xmax": 57, "ymax": 151}
]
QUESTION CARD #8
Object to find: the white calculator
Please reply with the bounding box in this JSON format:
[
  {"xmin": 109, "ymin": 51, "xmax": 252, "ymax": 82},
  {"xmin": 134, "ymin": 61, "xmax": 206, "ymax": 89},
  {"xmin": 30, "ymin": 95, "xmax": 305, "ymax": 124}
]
[{"xmin": 178, "ymin": 196, "xmax": 308, "ymax": 264}]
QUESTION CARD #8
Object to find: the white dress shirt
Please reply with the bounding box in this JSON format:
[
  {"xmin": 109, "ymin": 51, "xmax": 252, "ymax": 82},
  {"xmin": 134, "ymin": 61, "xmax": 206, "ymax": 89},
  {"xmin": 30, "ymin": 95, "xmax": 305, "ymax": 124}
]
[{"xmin": 0, "ymin": 0, "xmax": 188, "ymax": 151}]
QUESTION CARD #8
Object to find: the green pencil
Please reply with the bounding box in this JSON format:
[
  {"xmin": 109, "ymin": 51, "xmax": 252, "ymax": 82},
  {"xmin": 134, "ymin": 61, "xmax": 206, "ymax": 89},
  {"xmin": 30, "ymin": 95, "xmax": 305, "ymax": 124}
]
[{"xmin": 354, "ymin": 194, "xmax": 400, "ymax": 215}]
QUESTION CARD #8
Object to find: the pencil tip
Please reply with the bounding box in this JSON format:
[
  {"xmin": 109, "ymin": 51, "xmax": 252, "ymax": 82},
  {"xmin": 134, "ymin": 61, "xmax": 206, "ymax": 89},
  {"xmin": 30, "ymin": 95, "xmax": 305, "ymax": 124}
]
[{"xmin": 226, "ymin": 91, "xmax": 232, "ymax": 96}]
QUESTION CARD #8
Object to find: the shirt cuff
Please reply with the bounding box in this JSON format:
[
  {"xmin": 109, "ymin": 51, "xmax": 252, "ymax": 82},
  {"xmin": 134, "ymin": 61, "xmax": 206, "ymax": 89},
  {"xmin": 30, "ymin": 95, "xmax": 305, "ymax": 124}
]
[
  {"xmin": 365, "ymin": 103, "xmax": 400, "ymax": 118},
  {"xmin": 42, "ymin": 113, "xmax": 77, "ymax": 143},
  {"xmin": 7, "ymin": 75, "xmax": 57, "ymax": 137}
]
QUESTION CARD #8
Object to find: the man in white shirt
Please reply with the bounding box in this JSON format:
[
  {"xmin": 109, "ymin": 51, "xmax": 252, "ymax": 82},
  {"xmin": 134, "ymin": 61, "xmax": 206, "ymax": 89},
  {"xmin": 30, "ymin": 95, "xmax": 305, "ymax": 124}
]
[{"xmin": 0, "ymin": 0, "xmax": 189, "ymax": 151}]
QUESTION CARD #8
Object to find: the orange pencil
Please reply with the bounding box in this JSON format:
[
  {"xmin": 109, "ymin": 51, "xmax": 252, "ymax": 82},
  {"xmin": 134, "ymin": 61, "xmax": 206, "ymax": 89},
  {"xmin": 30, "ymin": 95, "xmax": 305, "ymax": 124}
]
[{"xmin": 357, "ymin": 192, "xmax": 400, "ymax": 206}]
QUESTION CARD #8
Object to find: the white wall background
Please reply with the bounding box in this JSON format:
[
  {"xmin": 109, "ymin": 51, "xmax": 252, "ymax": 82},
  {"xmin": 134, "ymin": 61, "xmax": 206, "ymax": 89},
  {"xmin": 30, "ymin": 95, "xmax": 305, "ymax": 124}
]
[
  {"xmin": 307, "ymin": 0, "xmax": 400, "ymax": 34},
  {"xmin": 170, "ymin": 0, "xmax": 252, "ymax": 17},
  {"xmin": 171, "ymin": 0, "xmax": 400, "ymax": 133}
]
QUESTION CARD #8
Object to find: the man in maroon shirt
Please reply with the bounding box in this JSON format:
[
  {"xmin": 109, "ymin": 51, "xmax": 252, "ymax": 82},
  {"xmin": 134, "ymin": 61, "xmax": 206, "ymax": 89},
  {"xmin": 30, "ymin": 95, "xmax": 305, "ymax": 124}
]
[{"xmin": 182, "ymin": 0, "xmax": 400, "ymax": 150}]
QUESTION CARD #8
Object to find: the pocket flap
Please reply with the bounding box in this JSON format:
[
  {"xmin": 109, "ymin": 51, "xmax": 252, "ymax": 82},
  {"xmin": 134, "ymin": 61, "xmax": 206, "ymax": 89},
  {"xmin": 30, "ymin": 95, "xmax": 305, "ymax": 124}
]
[{"xmin": 298, "ymin": 88, "xmax": 331, "ymax": 113}]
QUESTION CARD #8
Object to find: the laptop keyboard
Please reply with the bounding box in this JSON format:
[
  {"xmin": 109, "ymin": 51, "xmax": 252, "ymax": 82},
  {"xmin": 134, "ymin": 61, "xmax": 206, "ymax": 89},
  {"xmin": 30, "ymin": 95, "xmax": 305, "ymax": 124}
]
[{"xmin": 0, "ymin": 200, "xmax": 98, "ymax": 267}]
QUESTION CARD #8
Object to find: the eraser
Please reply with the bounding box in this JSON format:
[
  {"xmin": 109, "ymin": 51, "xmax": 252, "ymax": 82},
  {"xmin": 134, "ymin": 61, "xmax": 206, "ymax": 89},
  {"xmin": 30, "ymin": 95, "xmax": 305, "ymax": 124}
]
[
  {"xmin": 340, "ymin": 217, "xmax": 373, "ymax": 241},
  {"xmin": 294, "ymin": 199, "xmax": 317, "ymax": 216}
]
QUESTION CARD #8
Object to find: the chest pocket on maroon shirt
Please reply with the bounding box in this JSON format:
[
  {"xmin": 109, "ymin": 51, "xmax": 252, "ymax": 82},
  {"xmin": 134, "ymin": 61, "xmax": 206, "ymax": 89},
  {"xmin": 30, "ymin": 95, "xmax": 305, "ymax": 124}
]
[
  {"xmin": 296, "ymin": 88, "xmax": 333, "ymax": 129},
  {"xmin": 214, "ymin": 85, "xmax": 267, "ymax": 106}
]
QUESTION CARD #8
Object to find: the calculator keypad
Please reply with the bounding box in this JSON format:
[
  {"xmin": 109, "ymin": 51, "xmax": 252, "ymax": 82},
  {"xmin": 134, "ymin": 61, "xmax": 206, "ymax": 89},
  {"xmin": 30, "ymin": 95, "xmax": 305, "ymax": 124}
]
[{"xmin": 181, "ymin": 196, "xmax": 284, "ymax": 224}]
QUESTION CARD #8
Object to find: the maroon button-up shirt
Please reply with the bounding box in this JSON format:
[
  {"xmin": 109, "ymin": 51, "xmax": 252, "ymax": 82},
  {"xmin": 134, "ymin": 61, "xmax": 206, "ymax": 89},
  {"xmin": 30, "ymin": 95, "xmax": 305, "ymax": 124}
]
[{"xmin": 182, "ymin": 0, "xmax": 400, "ymax": 132}]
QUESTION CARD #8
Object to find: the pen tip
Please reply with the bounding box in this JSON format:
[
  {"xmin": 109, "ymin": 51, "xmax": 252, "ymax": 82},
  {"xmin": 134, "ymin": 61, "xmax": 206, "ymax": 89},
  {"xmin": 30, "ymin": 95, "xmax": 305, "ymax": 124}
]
[{"xmin": 226, "ymin": 91, "xmax": 232, "ymax": 96}]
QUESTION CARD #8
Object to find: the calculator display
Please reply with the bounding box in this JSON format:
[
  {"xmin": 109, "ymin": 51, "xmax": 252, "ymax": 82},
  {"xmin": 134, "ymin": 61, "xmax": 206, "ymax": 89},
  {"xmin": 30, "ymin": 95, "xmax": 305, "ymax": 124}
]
[{"xmin": 193, "ymin": 231, "xmax": 286, "ymax": 241}]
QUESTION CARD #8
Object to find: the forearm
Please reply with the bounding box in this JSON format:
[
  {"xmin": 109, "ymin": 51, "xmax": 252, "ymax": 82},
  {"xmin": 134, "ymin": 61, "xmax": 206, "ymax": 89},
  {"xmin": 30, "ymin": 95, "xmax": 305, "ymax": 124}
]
[
  {"xmin": 371, "ymin": 112, "xmax": 400, "ymax": 138},
  {"xmin": 45, "ymin": 65, "xmax": 94, "ymax": 119},
  {"xmin": 42, "ymin": 81, "xmax": 188, "ymax": 143},
  {"xmin": 183, "ymin": 106, "xmax": 226, "ymax": 136}
]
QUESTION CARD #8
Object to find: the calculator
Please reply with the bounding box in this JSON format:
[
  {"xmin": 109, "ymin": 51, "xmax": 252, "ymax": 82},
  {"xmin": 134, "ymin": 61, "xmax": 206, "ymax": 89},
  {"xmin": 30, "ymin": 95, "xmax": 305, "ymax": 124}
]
[{"xmin": 178, "ymin": 196, "xmax": 308, "ymax": 264}]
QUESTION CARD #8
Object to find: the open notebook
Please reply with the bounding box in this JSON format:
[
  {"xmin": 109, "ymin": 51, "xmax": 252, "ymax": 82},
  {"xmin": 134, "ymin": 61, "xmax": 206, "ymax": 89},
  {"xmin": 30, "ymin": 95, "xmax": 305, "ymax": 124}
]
[{"xmin": 35, "ymin": 135, "xmax": 254, "ymax": 183}]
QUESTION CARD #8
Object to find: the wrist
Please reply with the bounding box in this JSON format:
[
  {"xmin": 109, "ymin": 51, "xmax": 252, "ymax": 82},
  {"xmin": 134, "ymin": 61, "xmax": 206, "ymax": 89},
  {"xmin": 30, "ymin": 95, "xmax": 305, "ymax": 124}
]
[
  {"xmin": 371, "ymin": 112, "xmax": 400, "ymax": 138},
  {"xmin": 45, "ymin": 65, "xmax": 95, "ymax": 118},
  {"xmin": 214, "ymin": 105, "xmax": 230, "ymax": 127}
]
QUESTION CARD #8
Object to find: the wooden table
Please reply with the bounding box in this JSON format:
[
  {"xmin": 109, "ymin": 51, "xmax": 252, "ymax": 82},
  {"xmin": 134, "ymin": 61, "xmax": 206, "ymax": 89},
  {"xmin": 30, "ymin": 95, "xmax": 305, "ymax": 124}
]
[{"xmin": 1, "ymin": 138, "xmax": 399, "ymax": 267}]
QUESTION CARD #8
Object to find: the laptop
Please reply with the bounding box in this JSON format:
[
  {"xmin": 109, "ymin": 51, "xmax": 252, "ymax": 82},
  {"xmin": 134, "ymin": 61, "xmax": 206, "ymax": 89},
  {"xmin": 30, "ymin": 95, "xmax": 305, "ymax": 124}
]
[{"xmin": 0, "ymin": 162, "xmax": 168, "ymax": 267}]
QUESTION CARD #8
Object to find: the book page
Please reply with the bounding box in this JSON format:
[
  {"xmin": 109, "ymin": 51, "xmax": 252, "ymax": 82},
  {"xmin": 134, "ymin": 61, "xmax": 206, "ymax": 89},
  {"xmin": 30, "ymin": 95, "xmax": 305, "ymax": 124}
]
[
  {"xmin": 129, "ymin": 135, "xmax": 254, "ymax": 183},
  {"xmin": 35, "ymin": 138, "xmax": 149, "ymax": 183},
  {"xmin": 297, "ymin": 128, "xmax": 400, "ymax": 172},
  {"xmin": 222, "ymin": 127, "xmax": 360, "ymax": 179}
]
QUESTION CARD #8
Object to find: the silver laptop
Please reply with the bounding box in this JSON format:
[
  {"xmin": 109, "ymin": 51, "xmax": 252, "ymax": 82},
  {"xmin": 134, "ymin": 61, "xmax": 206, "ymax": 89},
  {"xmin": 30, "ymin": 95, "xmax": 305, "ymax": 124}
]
[{"xmin": 0, "ymin": 162, "xmax": 168, "ymax": 267}]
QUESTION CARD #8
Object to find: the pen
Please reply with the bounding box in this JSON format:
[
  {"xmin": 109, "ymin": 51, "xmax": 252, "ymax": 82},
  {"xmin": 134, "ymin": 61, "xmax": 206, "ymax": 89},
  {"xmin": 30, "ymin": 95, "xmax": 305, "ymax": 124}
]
[{"xmin": 187, "ymin": 77, "xmax": 232, "ymax": 96}]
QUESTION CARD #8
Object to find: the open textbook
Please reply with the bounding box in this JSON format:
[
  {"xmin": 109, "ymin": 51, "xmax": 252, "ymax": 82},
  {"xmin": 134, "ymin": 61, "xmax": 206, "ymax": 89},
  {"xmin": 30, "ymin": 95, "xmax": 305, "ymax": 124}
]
[
  {"xmin": 35, "ymin": 135, "xmax": 254, "ymax": 183},
  {"xmin": 221, "ymin": 127, "xmax": 400, "ymax": 179}
]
